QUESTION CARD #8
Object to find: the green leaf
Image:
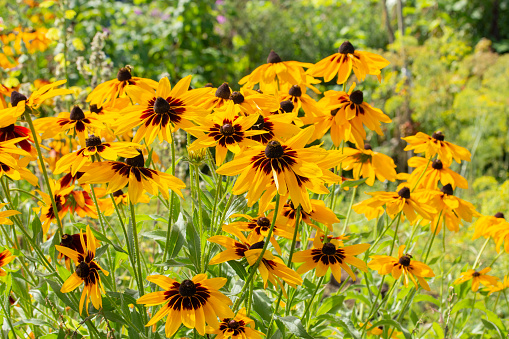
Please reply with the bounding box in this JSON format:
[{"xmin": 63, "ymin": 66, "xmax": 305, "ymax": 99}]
[
  {"xmin": 451, "ymin": 297, "xmax": 473, "ymax": 314},
  {"xmin": 141, "ymin": 230, "xmax": 167, "ymax": 241},
  {"xmin": 14, "ymin": 318, "xmax": 53, "ymax": 328},
  {"xmin": 186, "ymin": 215, "xmax": 201, "ymax": 272},
  {"xmin": 327, "ymin": 315, "xmax": 361, "ymax": 339},
  {"xmin": 252, "ymin": 290, "xmax": 272, "ymax": 323},
  {"xmin": 276, "ymin": 316, "xmax": 314, "ymax": 339},
  {"xmin": 341, "ymin": 177, "xmax": 367, "ymax": 188},
  {"xmin": 481, "ymin": 319, "xmax": 504, "ymax": 339},
  {"xmin": 413, "ymin": 294, "xmax": 440, "ymax": 306},
  {"xmin": 167, "ymin": 213, "xmax": 186, "ymax": 259},
  {"xmin": 432, "ymin": 322, "xmax": 444, "ymax": 338},
  {"xmin": 46, "ymin": 280, "xmax": 78, "ymax": 313},
  {"xmin": 227, "ymin": 260, "xmax": 247, "ymax": 281},
  {"xmin": 369, "ymin": 319, "xmax": 412, "ymax": 339}
]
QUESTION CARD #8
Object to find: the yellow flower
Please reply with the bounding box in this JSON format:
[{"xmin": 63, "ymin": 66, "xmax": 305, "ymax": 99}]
[
  {"xmin": 292, "ymin": 231, "xmax": 370, "ymax": 282},
  {"xmin": 137, "ymin": 274, "xmax": 234, "ymax": 337},
  {"xmin": 307, "ymin": 41, "xmax": 390, "ymax": 84},
  {"xmin": 405, "ymin": 157, "xmax": 468, "ymax": 190},
  {"xmin": 206, "ymin": 308, "xmax": 263, "ymax": 339},
  {"xmin": 0, "ymin": 203, "xmax": 20, "ymax": 225},
  {"xmin": 273, "ymin": 198, "xmax": 340, "ymax": 232},
  {"xmin": 368, "ymin": 245, "xmax": 435, "ymax": 291},
  {"xmin": 0, "ymin": 249, "xmax": 15, "ymax": 276},
  {"xmin": 453, "ymin": 267, "xmax": 498, "ymax": 292},
  {"xmin": 484, "ymin": 275, "xmax": 509, "ymax": 295},
  {"xmin": 278, "ymin": 84, "xmax": 322, "ymax": 117},
  {"xmin": 472, "ymin": 213, "xmax": 506, "ymax": 241},
  {"xmin": 402, "ymin": 131, "xmax": 471, "ymax": 166},
  {"xmin": 246, "ymin": 113, "xmax": 301, "ymax": 145},
  {"xmin": 55, "ymin": 226, "xmax": 109, "ymax": 314}
]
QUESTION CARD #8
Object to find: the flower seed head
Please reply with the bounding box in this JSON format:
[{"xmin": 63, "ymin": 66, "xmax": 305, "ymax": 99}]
[
  {"xmin": 495, "ymin": 212, "xmax": 505, "ymax": 219},
  {"xmin": 440, "ymin": 184, "xmax": 453, "ymax": 196},
  {"xmin": 398, "ymin": 187, "xmax": 411, "ymax": 199},
  {"xmin": 432, "ymin": 131, "xmax": 445, "ymax": 141},
  {"xmin": 112, "ymin": 189, "xmax": 124, "ymax": 197},
  {"xmin": 228, "ymin": 319, "xmax": 240, "ymax": 329},
  {"xmin": 279, "ymin": 100, "xmax": 294, "ymax": 113},
  {"xmin": 220, "ymin": 123, "xmax": 234, "ymax": 136},
  {"xmin": 364, "ymin": 143, "xmax": 372, "ymax": 150},
  {"xmin": 249, "ymin": 241, "xmax": 265, "ymax": 250},
  {"xmin": 349, "ymin": 90, "xmax": 364, "ymax": 105},
  {"xmin": 472, "ymin": 271, "xmax": 480, "ymax": 277},
  {"xmin": 288, "ymin": 85, "xmax": 302, "ymax": 97},
  {"xmin": 265, "ymin": 140, "xmax": 284, "ymax": 159},
  {"xmin": 267, "ymin": 50, "xmax": 282, "ymax": 63},
  {"xmin": 85, "ymin": 135, "xmax": 102, "ymax": 147},
  {"xmin": 125, "ymin": 150, "xmax": 145, "ymax": 167},
  {"xmin": 338, "ymin": 41, "xmax": 355, "ymax": 54},
  {"xmin": 179, "ymin": 279, "xmax": 197, "ymax": 297},
  {"xmin": 75, "ymin": 261, "xmax": 90, "ymax": 278},
  {"xmin": 229, "ymin": 91, "xmax": 244, "ymax": 104},
  {"xmin": 10, "ymin": 91, "xmax": 27, "ymax": 107},
  {"xmin": 60, "ymin": 234, "xmax": 74, "ymax": 248},
  {"xmin": 322, "ymin": 242, "xmax": 337, "ymax": 255},
  {"xmin": 153, "ymin": 97, "xmax": 171, "ymax": 114},
  {"xmin": 89, "ymin": 104, "xmax": 102, "ymax": 114},
  {"xmin": 398, "ymin": 254, "xmax": 411, "ymax": 266},
  {"xmin": 117, "ymin": 67, "xmax": 132, "ymax": 81},
  {"xmin": 256, "ymin": 216, "xmax": 270, "ymax": 227},
  {"xmin": 204, "ymin": 83, "xmax": 214, "ymax": 88},
  {"xmin": 432, "ymin": 160, "xmax": 443, "ymax": 170},
  {"xmin": 215, "ymin": 83, "xmax": 231, "ymax": 99},
  {"xmin": 330, "ymin": 108, "xmax": 339, "ymax": 116},
  {"xmin": 70, "ymin": 106, "xmax": 85, "ymax": 121}
]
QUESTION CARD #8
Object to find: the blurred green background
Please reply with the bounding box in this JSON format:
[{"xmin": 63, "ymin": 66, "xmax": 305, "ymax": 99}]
[{"xmin": 1, "ymin": 0, "xmax": 508, "ymax": 213}]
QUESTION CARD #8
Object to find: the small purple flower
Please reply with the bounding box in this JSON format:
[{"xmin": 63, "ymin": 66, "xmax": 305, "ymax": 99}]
[
  {"xmin": 102, "ymin": 27, "xmax": 111, "ymax": 34},
  {"xmin": 134, "ymin": 8, "xmax": 143, "ymax": 15},
  {"xmin": 216, "ymin": 15, "xmax": 226, "ymax": 24},
  {"xmin": 216, "ymin": 0, "xmax": 224, "ymax": 4},
  {"xmin": 151, "ymin": 9, "xmax": 161, "ymax": 17}
]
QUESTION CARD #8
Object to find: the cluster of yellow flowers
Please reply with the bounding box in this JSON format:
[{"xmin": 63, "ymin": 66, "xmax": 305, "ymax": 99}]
[{"xmin": 0, "ymin": 40, "xmax": 506, "ymax": 338}]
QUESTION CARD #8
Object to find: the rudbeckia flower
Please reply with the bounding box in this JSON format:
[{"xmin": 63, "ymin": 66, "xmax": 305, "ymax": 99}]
[
  {"xmin": 472, "ymin": 212, "xmax": 507, "ymax": 241},
  {"xmin": 54, "ymin": 134, "xmax": 141, "ymax": 175},
  {"xmin": 368, "ymin": 245, "xmax": 435, "ymax": 291},
  {"xmin": 453, "ymin": 267, "xmax": 498, "ymax": 292},
  {"xmin": 208, "ymin": 229, "xmax": 302, "ymax": 295},
  {"xmin": 137, "ymin": 274, "xmax": 234, "ymax": 337},
  {"xmin": 293, "ymin": 231, "xmax": 369, "ymax": 282},
  {"xmin": 404, "ymin": 157, "xmax": 468, "ymax": 190},
  {"xmin": 0, "ymin": 80, "xmax": 72, "ymax": 126},
  {"xmin": 55, "ymin": 226, "xmax": 109, "ymax": 314},
  {"xmin": 490, "ymin": 214, "xmax": 509, "ymax": 253},
  {"xmin": 273, "ymin": 199, "xmax": 340, "ymax": 232},
  {"xmin": 57, "ymin": 232, "xmax": 97, "ymax": 270},
  {"xmin": 78, "ymin": 151, "xmax": 185, "ymax": 204},
  {"xmin": 214, "ymin": 88, "xmax": 279, "ymax": 116},
  {"xmin": 33, "ymin": 106, "xmax": 105, "ymax": 147},
  {"xmin": 426, "ymin": 184, "xmax": 479, "ymax": 233},
  {"xmin": 0, "ymin": 249, "xmax": 15, "ymax": 276},
  {"xmin": 86, "ymin": 66, "xmax": 158, "ymax": 107},
  {"xmin": 0, "ymin": 203, "xmax": 20, "ymax": 225},
  {"xmin": 0, "ymin": 124, "xmax": 36, "ymax": 157},
  {"xmin": 309, "ymin": 84, "xmax": 391, "ymax": 148},
  {"xmin": 197, "ymin": 82, "xmax": 233, "ymax": 111},
  {"xmin": 360, "ymin": 322, "xmax": 402, "ymax": 338},
  {"xmin": 206, "ymin": 308, "xmax": 263, "ymax": 339},
  {"xmin": 246, "ymin": 113, "xmax": 300, "ymax": 145},
  {"xmin": 216, "ymin": 127, "xmax": 341, "ymax": 213},
  {"xmin": 0, "ymin": 153, "xmax": 38, "ymax": 186},
  {"xmin": 222, "ymin": 213, "xmax": 294, "ymax": 255},
  {"xmin": 278, "ymin": 84, "xmax": 322, "ymax": 117},
  {"xmin": 402, "ymin": 131, "xmax": 471, "ymax": 166},
  {"xmin": 307, "ymin": 41, "xmax": 390, "ymax": 84},
  {"xmin": 338, "ymin": 144, "xmax": 397, "ymax": 186},
  {"xmin": 484, "ymin": 275, "xmax": 509, "ymax": 295},
  {"xmin": 115, "ymin": 76, "xmax": 209, "ymax": 144},
  {"xmin": 34, "ymin": 183, "xmax": 74, "ymax": 234},
  {"xmin": 353, "ymin": 186, "xmax": 435, "ymax": 224},
  {"xmin": 239, "ymin": 50, "xmax": 312, "ymax": 95}
]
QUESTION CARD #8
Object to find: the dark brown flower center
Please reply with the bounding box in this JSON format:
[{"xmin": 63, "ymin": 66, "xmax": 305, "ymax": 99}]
[
  {"xmin": 364, "ymin": 143, "xmax": 372, "ymax": 150},
  {"xmin": 265, "ymin": 140, "xmax": 284, "ymax": 159},
  {"xmin": 228, "ymin": 319, "xmax": 240, "ymax": 329},
  {"xmin": 398, "ymin": 255, "xmax": 411, "ymax": 266},
  {"xmin": 204, "ymin": 83, "xmax": 213, "ymax": 88},
  {"xmin": 229, "ymin": 91, "xmax": 244, "ymax": 104},
  {"xmin": 321, "ymin": 242, "xmax": 336, "ymax": 255},
  {"xmin": 495, "ymin": 212, "xmax": 505, "ymax": 219},
  {"xmin": 330, "ymin": 108, "xmax": 339, "ymax": 116},
  {"xmin": 153, "ymin": 97, "xmax": 171, "ymax": 114},
  {"xmin": 179, "ymin": 279, "xmax": 197, "ymax": 297},
  {"xmin": 215, "ymin": 83, "xmax": 231, "ymax": 100},
  {"xmin": 70, "ymin": 106, "xmax": 85, "ymax": 121},
  {"xmin": 125, "ymin": 150, "xmax": 145, "ymax": 167},
  {"xmin": 256, "ymin": 216, "xmax": 270, "ymax": 228},
  {"xmin": 267, "ymin": 50, "xmax": 282, "ymax": 63},
  {"xmin": 117, "ymin": 67, "xmax": 132, "ymax": 81},
  {"xmin": 89, "ymin": 104, "xmax": 102, "ymax": 114},
  {"xmin": 441, "ymin": 184, "xmax": 453, "ymax": 196},
  {"xmin": 249, "ymin": 241, "xmax": 265, "ymax": 250},
  {"xmin": 10, "ymin": 91, "xmax": 27, "ymax": 107},
  {"xmin": 220, "ymin": 123, "xmax": 235, "ymax": 136},
  {"xmin": 289, "ymin": 85, "xmax": 302, "ymax": 97},
  {"xmin": 432, "ymin": 131, "xmax": 445, "ymax": 141},
  {"xmin": 279, "ymin": 100, "xmax": 294, "ymax": 113},
  {"xmin": 85, "ymin": 135, "xmax": 102, "ymax": 147},
  {"xmin": 338, "ymin": 41, "xmax": 355, "ymax": 54},
  {"xmin": 0, "ymin": 124, "xmax": 15, "ymax": 133},
  {"xmin": 472, "ymin": 272, "xmax": 480, "ymax": 277},
  {"xmin": 349, "ymin": 90, "xmax": 364, "ymax": 105},
  {"xmin": 76, "ymin": 261, "xmax": 90, "ymax": 278},
  {"xmin": 250, "ymin": 115, "xmax": 265, "ymax": 131},
  {"xmin": 112, "ymin": 189, "xmax": 124, "ymax": 197},
  {"xmin": 60, "ymin": 234, "xmax": 74, "ymax": 248},
  {"xmin": 432, "ymin": 160, "xmax": 443, "ymax": 170},
  {"xmin": 398, "ymin": 187, "xmax": 411, "ymax": 199}
]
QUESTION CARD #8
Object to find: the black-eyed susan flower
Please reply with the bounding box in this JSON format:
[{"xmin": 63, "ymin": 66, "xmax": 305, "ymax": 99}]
[
  {"xmin": 484, "ymin": 275, "xmax": 509, "ymax": 295},
  {"xmin": 187, "ymin": 111, "xmax": 265, "ymax": 166},
  {"xmin": 490, "ymin": 216, "xmax": 509, "ymax": 253},
  {"xmin": 137, "ymin": 274, "xmax": 234, "ymax": 337},
  {"xmin": 453, "ymin": 267, "xmax": 498, "ymax": 292},
  {"xmin": 0, "ymin": 203, "xmax": 20, "ymax": 225},
  {"xmin": 353, "ymin": 186, "xmax": 435, "ymax": 224},
  {"xmin": 197, "ymin": 82, "xmax": 233, "ymax": 111},
  {"xmin": 0, "ymin": 124, "xmax": 36, "ymax": 157},
  {"xmin": 58, "ymin": 232, "xmax": 96, "ymax": 270},
  {"xmin": 33, "ymin": 106, "xmax": 104, "ymax": 148},
  {"xmin": 292, "ymin": 231, "xmax": 370, "ymax": 282},
  {"xmin": 206, "ymin": 308, "xmax": 263, "ymax": 339},
  {"xmin": 0, "ymin": 152, "xmax": 38, "ymax": 186},
  {"xmin": 78, "ymin": 150, "xmax": 185, "ymax": 204},
  {"xmin": 307, "ymin": 41, "xmax": 390, "ymax": 84},
  {"xmin": 368, "ymin": 245, "xmax": 435, "ymax": 291},
  {"xmin": 214, "ymin": 88, "xmax": 279, "ymax": 116},
  {"xmin": 86, "ymin": 66, "xmax": 158, "ymax": 107},
  {"xmin": 246, "ymin": 113, "xmax": 300, "ymax": 145},
  {"xmin": 222, "ymin": 212, "xmax": 294, "ymax": 255},
  {"xmin": 309, "ymin": 84, "xmax": 391, "ymax": 148},
  {"xmin": 216, "ymin": 127, "xmax": 341, "ymax": 213},
  {"xmin": 0, "ymin": 249, "xmax": 14, "ymax": 276},
  {"xmin": 239, "ymin": 50, "xmax": 312, "ymax": 95},
  {"xmin": 54, "ymin": 134, "xmax": 141, "ymax": 176},
  {"xmin": 55, "ymin": 226, "xmax": 109, "ymax": 314},
  {"xmin": 272, "ymin": 199, "xmax": 340, "ymax": 232},
  {"xmin": 402, "ymin": 131, "xmax": 471, "ymax": 166},
  {"xmin": 0, "ymin": 80, "xmax": 73, "ymax": 126},
  {"xmin": 34, "ymin": 182, "xmax": 74, "ymax": 234},
  {"xmin": 360, "ymin": 322, "xmax": 402, "ymax": 338},
  {"xmin": 472, "ymin": 212, "xmax": 507, "ymax": 241},
  {"xmin": 338, "ymin": 144, "xmax": 397, "ymax": 186},
  {"xmin": 426, "ymin": 184, "xmax": 479, "ymax": 233},
  {"xmin": 405, "ymin": 157, "xmax": 468, "ymax": 190},
  {"xmin": 115, "ymin": 76, "xmax": 209, "ymax": 144},
  {"xmin": 278, "ymin": 84, "xmax": 322, "ymax": 117}
]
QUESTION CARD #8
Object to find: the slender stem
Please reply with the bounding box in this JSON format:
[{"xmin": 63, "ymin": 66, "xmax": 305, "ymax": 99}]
[
  {"xmin": 266, "ymin": 289, "xmax": 284, "ymax": 337},
  {"xmin": 424, "ymin": 211, "xmax": 443, "ymax": 263},
  {"xmin": 130, "ymin": 203, "xmax": 145, "ymax": 298},
  {"xmin": 411, "ymin": 157, "xmax": 432, "ymax": 192},
  {"xmin": 360, "ymin": 278, "xmax": 399, "ymax": 337},
  {"xmin": 489, "ymin": 251, "xmax": 503, "ymax": 267},
  {"xmin": 0, "ymin": 298, "xmax": 18, "ymax": 339},
  {"xmin": 193, "ymin": 163, "xmax": 205, "ymax": 273},
  {"xmin": 162, "ymin": 134, "xmax": 177, "ymax": 262},
  {"xmin": 341, "ymin": 186, "xmax": 358, "ymax": 234},
  {"xmin": 472, "ymin": 238, "xmax": 490, "ymax": 269},
  {"xmin": 25, "ymin": 109, "xmax": 64, "ymax": 234},
  {"xmin": 389, "ymin": 213, "xmax": 402, "ymax": 256},
  {"xmin": 232, "ymin": 194, "xmax": 281, "ymax": 311},
  {"xmin": 286, "ymin": 206, "xmax": 301, "ymax": 269},
  {"xmin": 303, "ymin": 275, "xmax": 326, "ymax": 331}
]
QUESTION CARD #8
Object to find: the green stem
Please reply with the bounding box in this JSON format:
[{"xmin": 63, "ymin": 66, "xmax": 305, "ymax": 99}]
[
  {"xmin": 411, "ymin": 157, "xmax": 432, "ymax": 192},
  {"xmin": 193, "ymin": 163, "xmax": 205, "ymax": 273},
  {"xmin": 162, "ymin": 133, "xmax": 177, "ymax": 262},
  {"xmin": 472, "ymin": 237, "xmax": 490, "ymax": 269},
  {"xmin": 129, "ymin": 203, "xmax": 145, "ymax": 298},
  {"xmin": 424, "ymin": 211, "xmax": 443, "ymax": 263},
  {"xmin": 303, "ymin": 275, "xmax": 326, "ymax": 331},
  {"xmin": 341, "ymin": 186, "xmax": 358, "ymax": 234},
  {"xmin": 266, "ymin": 289, "xmax": 284, "ymax": 337}
]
